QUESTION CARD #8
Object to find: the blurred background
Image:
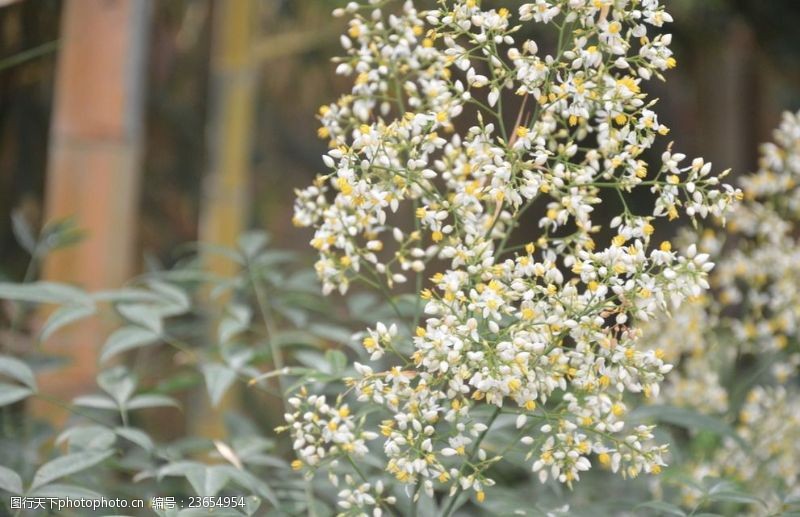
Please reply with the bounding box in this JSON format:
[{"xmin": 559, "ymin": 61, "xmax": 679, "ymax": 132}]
[
  {"xmin": 0, "ymin": 0, "xmax": 799, "ymax": 396},
  {"xmin": 2, "ymin": 0, "xmax": 800, "ymax": 281}
]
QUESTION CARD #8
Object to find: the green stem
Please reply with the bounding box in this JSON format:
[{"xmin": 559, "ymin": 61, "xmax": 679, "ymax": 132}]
[
  {"xmin": 441, "ymin": 406, "xmax": 501, "ymax": 517},
  {"xmin": 248, "ymin": 264, "xmax": 287, "ymax": 412},
  {"xmin": 305, "ymin": 478, "xmax": 318, "ymax": 517},
  {"xmin": 0, "ymin": 40, "xmax": 59, "ymax": 72},
  {"xmin": 412, "ymin": 198, "xmax": 424, "ymax": 332},
  {"xmin": 410, "ymin": 483, "xmax": 421, "ymax": 517}
]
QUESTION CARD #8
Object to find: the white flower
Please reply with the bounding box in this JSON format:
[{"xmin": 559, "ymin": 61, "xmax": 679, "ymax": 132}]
[{"xmin": 291, "ymin": 0, "xmax": 740, "ymax": 509}]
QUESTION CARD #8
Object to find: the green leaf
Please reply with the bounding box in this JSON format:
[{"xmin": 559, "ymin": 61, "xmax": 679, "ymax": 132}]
[
  {"xmin": 73, "ymin": 395, "xmax": 118, "ymax": 411},
  {"xmin": 155, "ymin": 371, "xmax": 202, "ymax": 394},
  {"xmin": 148, "ymin": 281, "xmax": 191, "ymax": 314},
  {"xmin": 222, "ymin": 347, "xmax": 254, "ymax": 370},
  {"xmin": 269, "ymin": 330, "xmax": 325, "ymax": 350},
  {"xmin": 210, "ymin": 278, "xmax": 239, "ymax": 301},
  {"xmin": 185, "ymin": 465, "xmax": 230, "ymax": 497},
  {"xmin": 126, "ymin": 394, "xmax": 179, "ymax": 411},
  {"xmin": 158, "ymin": 460, "xmax": 198, "ymax": 478},
  {"xmin": 308, "ymin": 322, "xmax": 354, "ymax": 347},
  {"xmin": 635, "ymin": 501, "xmax": 687, "ymax": 516},
  {"xmin": 706, "ymin": 490, "xmax": 765, "ymax": 507},
  {"xmin": 11, "ymin": 209, "xmax": 37, "ymax": 255},
  {"xmin": 0, "ymin": 281, "xmax": 90, "ymax": 305},
  {"xmin": 0, "ymin": 383, "xmax": 33, "ymax": 406},
  {"xmin": 0, "ymin": 355, "xmax": 37, "ymax": 390},
  {"xmin": 97, "ymin": 367, "xmax": 137, "ymax": 406},
  {"xmin": 56, "ymin": 426, "xmax": 116, "ymax": 452},
  {"xmin": 704, "ymin": 479, "xmax": 737, "ymax": 493},
  {"xmin": 195, "ymin": 243, "xmax": 245, "ymax": 265},
  {"xmin": 0, "ymin": 464, "xmax": 23, "ymax": 494},
  {"xmin": 282, "ymin": 270, "xmax": 320, "ymax": 293},
  {"xmin": 91, "ymin": 287, "xmax": 161, "ymax": 303},
  {"xmin": 272, "ymin": 304, "xmax": 309, "ymax": 327},
  {"xmin": 92, "ymin": 287, "xmax": 163, "ymax": 303},
  {"xmin": 218, "ymin": 305, "xmax": 252, "ymax": 344},
  {"xmin": 223, "ymin": 466, "xmax": 278, "ymax": 507},
  {"xmin": 202, "ymin": 363, "xmax": 237, "ymax": 408},
  {"xmin": 294, "ymin": 350, "xmax": 330, "ymax": 373},
  {"xmin": 28, "ymin": 483, "xmax": 104, "ymax": 500},
  {"xmin": 30, "ymin": 449, "xmax": 114, "ymax": 490},
  {"xmin": 39, "ymin": 304, "xmax": 96, "ymax": 342},
  {"xmin": 100, "ymin": 326, "xmax": 160, "ymax": 363},
  {"xmin": 254, "ymin": 250, "xmax": 297, "ymax": 271},
  {"xmin": 325, "ymin": 349, "xmax": 347, "ymax": 375},
  {"xmin": 116, "ymin": 304, "xmax": 164, "ymax": 334},
  {"xmin": 631, "ymin": 405, "xmax": 746, "ymax": 448},
  {"xmin": 238, "ymin": 231, "xmax": 270, "ymax": 260},
  {"xmin": 115, "ymin": 427, "xmax": 155, "ymax": 452}
]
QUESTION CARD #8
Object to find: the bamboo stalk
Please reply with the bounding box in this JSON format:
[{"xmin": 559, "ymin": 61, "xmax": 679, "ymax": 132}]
[{"xmin": 36, "ymin": 0, "xmax": 151, "ymax": 418}]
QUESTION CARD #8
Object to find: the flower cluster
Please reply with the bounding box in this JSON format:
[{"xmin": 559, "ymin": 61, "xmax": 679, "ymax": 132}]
[
  {"xmin": 293, "ymin": 0, "xmax": 738, "ymax": 511},
  {"xmin": 278, "ymin": 388, "xmax": 395, "ymax": 515},
  {"xmin": 280, "ymin": 388, "xmax": 377, "ymax": 469},
  {"xmin": 646, "ymin": 110, "xmax": 800, "ymax": 511},
  {"xmin": 336, "ymin": 477, "xmax": 397, "ymax": 517}
]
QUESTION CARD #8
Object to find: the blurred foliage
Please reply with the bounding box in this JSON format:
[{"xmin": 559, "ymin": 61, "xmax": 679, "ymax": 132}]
[{"xmin": 0, "ymin": 223, "xmax": 368, "ymax": 515}]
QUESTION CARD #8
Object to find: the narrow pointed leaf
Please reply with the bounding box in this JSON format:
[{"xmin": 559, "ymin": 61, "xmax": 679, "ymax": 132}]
[
  {"xmin": 39, "ymin": 304, "xmax": 96, "ymax": 343},
  {"xmin": 238, "ymin": 231, "xmax": 269, "ymax": 260},
  {"xmin": 116, "ymin": 304, "xmax": 164, "ymax": 334},
  {"xmin": 73, "ymin": 395, "xmax": 118, "ymax": 411},
  {"xmin": 0, "ymin": 355, "xmax": 37, "ymax": 390},
  {"xmin": 224, "ymin": 467, "xmax": 278, "ymax": 507},
  {"xmin": 148, "ymin": 281, "xmax": 190, "ymax": 314},
  {"xmin": 92, "ymin": 288, "xmax": 163, "ymax": 303},
  {"xmin": 0, "ymin": 465, "xmax": 23, "ymax": 495},
  {"xmin": 0, "ymin": 282, "xmax": 89, "ymax": 305},
  {"xmin": 218, "ymin": 305, "xmax": 251, "ymax": 344},
  {"xmin": 28, "ymin": 483, "xmax": 104, "ymax": 500},
  {"xmin": 56, "ymin": 426, "xmax": 116, "ymax": 452},
  {"xmin": 202, "ymin": 363, "xmax": 237, "ymax": 408},
  {"xmin": 100, "ymin": 327, "xmax": 160, "ymax": 363},
  {"xmin": 11, "ymin": 209, "xmax": 37, "ymax": 255},
  {"xmin": 325, "ymin": 349, "xmax": 347, "ymax": 375},
  {"xmin": 115, "ymin": 427, "xmax": 155, "ymax": 452},
  {"xmin": 185, "ymin": 465, "xmax": 229, "ymax": 497},
  {"xmin": 126, "ymin": 394, "xmax": 179, "ymax": 411},
  {"xmin": 31, "ymin": 450, "xmax": 114, "ymax": 490},
  {"xmin": 707, "ymin": 491, "xmax": 765, "ymax": 507},
  {"xmin": 97, "ymin": 366, "xmax": 137, "ymax": 406},
  {"xmin": 158, "ymin": 461, "xmax": 199, "ymax": 479},
  {"xmin": 0, "ymin": 383, "xmax": 33, "ymax": 406}
]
